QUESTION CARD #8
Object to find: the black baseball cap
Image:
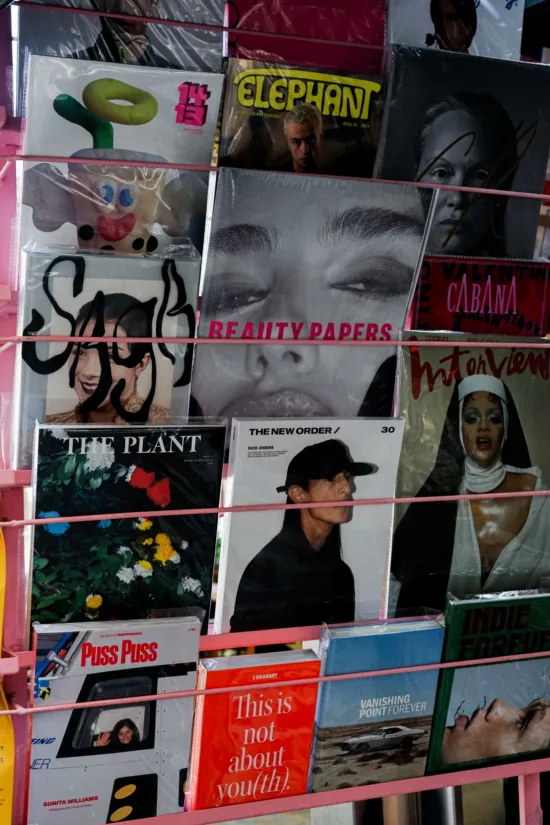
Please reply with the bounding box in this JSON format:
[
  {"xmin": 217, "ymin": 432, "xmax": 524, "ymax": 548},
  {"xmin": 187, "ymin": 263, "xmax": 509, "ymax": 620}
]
[{"xmin": 276, "ymin": 439, "xmax": 378, "ymax": 493}]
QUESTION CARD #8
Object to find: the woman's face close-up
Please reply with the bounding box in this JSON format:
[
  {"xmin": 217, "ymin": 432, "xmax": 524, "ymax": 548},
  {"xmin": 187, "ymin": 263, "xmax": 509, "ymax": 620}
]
[
  {"xmin": 442, "ymin": 698, "xmax": 550, "ymax": 764},
  {"xmin": 117, "ymin": 725, "xmax": 134, "ymax": 745},
  {"xmin": 435, "ymin": 0, "xmax": 474, "ymax": 52},
  {"xmin": 417, "ymin": 110, "xmax": 500, "ymax": 255},
  {"xmin": 461, "ymin": 391, "xmax": 504, "ymax": 468}
]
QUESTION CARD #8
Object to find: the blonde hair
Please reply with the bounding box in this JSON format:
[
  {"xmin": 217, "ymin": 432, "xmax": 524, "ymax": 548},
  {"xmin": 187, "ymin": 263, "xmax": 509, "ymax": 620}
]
[{"xmin": 283, "ymin": 103, "xmax": 323, "ymax": 133}]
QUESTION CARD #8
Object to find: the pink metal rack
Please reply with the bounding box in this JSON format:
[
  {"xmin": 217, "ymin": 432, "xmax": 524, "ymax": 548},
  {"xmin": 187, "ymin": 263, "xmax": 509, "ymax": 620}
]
[{"xmin": 0, "ymin": 2, "xmax": 549, "ymax": 824}]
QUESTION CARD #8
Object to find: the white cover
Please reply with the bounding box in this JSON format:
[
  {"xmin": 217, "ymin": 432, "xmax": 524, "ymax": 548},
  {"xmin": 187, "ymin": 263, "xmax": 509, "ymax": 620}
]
[
  {"xmin": 12, "ymin": 248, "xmax": 200, "ymax": 468},
  {"xmin": 28, "ymin": 616, "xmax": 200, "ymax": 824},
  {"xmin": 387, "ymin": 0, "xmax": 525, "ymax": 61},
  {"xmin": 215, "ymin": 417, "xmax": 405, "ymax": 632},
  {"xmin": 23, "ymin": 55, "xmax": 224, "ymax": 165}
]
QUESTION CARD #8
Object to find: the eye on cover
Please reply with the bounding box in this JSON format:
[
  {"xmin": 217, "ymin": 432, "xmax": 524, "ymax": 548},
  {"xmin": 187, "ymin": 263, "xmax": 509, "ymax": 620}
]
[
  {"xmin": 192, "ymin": 167, "xmax": 433, "ymax": 427},
  {"xmin": 428, "ymin": 590, "xmax": 550, "ymax": 773},
  {"xmin": 374, "ymin": 46, "xmax": 550, "ymax": 260},
  {"xmin": 392, "ymin": 332, "xmax": 550, "ymax": 613}
]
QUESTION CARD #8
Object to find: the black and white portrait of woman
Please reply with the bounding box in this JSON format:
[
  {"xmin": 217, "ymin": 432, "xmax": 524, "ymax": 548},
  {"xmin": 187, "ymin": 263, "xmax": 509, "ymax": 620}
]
[
  {"xmin": 415, "ymin": 92, "xmax": 519, "ymax": 257},
  {"xmin": 375, "ymin": 47, "xmax": 550, "ymax": 260},
  {"xmin": 392, "ymin": 374, "xmax": 550, "ymax": 611}
]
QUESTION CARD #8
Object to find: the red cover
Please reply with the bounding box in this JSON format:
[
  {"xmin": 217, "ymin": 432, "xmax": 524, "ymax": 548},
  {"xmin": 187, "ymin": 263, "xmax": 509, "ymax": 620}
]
[
  {"xmin": 409, "ymin": 256, "xmax": 549, "ymax": 337},
  {"xmin": 187, "ymin": 656, "xmax": 320, "ymax": 810},
  {"xmin": 227, "ymin": 0, "xmax": 385, "ymax": 74}
]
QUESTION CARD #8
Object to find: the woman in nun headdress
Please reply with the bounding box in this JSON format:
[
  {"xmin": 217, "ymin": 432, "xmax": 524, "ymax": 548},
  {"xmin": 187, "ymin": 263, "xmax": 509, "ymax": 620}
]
[{"xmin": 392, "ymin": 374, "xmax": 550, "ymax": 611}]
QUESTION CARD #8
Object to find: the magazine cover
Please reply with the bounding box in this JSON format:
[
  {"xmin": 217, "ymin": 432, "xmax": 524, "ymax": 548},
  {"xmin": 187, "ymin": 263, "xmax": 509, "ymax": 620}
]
[
  {"xmin": 409, "ymin": 256, "xmax": 549, "ymax": 336},
  {"xmin": 20, "ymin": 161, "xmax": 210, "ymax": 256},
  {"xmin": 392, "ymin": 332, "xmax": 550, "ymax": 613},
  {"xmin": 310, "ymin": 619, "xmax": 444, "ymax": 791},
  {"xmin": 219, "ymin": 58, "xmax": 383, "ymax": 177},
  {"xmin": 28, "ymin": 616, "xmax": 200, "ymax": 823},
  {"xmin": 23, "ymin": 55, "xmax": 224, "ymax": 165},
  {"xmin": 374, "ymin": 46, "xmax": 550, "ymax": 259},
  {"xmin": 13, "ymin": 249, "xmax": 200, "ymax": 469},
  {"xmin": 191, "ymin": 168, "xmax": 434, "ymax": 426},
  {"xmin": 215, "ymin": 417, "xmax": 404, "ymax": 634},
  {"xmin": 428, "ymin": 591, "xmax": 550, "ymax": 773},
  {"xmin": 227, "ymin": 0, "xmax": 385, "ymax": 74},
  {"xmin": 187, "ymin": 650, "xmax": 320, "ymax": 810},
  {"xmin": 386, "ymin": 0, "xmax": 526, "ymax": 60},
  {"xmin": 15, "ymin": 2, "xmax": 223, "ymax": 117},
  {"xmin": 31, "ymin": 423, "xmax": 225, "ymax": 629}
]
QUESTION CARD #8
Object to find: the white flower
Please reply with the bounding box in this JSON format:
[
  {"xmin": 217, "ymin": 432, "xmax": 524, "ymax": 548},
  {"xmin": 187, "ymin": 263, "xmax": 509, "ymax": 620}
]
[
  {"xmin": 181, "ymin": 540, "xmax": 189, "ymax": 550},
  {"xmin": 116, "ymin": 567, "xmax": 135, "ymax": 584},
  {"xmin": 134, "ymin": 562, "xmax": 153, "ymax": 579},
  {"xmin": 84, "ymin": 445, "xmax": 115, "ymax": 472},
  {"xmin": 181, "ymin": 576, "xmax": 201, "ymax": 594},
  {"xmin": 51, "ymin": 429, "xmax": 69, "ymax": 441},
  {"xmin": 117, "ymin": 546, "xmax": 131, "ymax": 556},
  {"xmin": 126, "ymin": 465, "xmax": 137, "ymax": 481},
  {"xmin": 168, "ymin": 551, "xmax": 180, "ymax": 564}
]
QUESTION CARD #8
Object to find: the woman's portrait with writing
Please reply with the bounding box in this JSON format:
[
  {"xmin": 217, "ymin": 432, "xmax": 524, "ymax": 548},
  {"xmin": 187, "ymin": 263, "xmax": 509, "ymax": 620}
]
[
  {"xmin": 375, "ymin": 47, "xmax": 550, "ymax": 259},
  {"xmin": 46, "ymin": 293, "xmax": 171, "ymax": 425},
  {"xmin": 15, "ymin": 252, "xmax": 198, "ymax": 468},
  {"xmin": 415, "ymin": 92, "xmax": 519, "ymax": 256},
  {"xmin": 392, "ymin": 369, "xmax": 550, "ymax": 612},
  {"xmin": 191, "ymin": 168, "xmax": 431, "ymax": 430}
]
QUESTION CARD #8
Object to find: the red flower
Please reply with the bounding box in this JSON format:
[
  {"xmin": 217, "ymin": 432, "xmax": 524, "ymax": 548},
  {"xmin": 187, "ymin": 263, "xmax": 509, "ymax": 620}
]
[
  {"xmin": 147, "ymin": 478, "xmax": 171, "ymax": 508},
  {"xmin": 129, "ymin": 467, "xmax": 155, "ymax": 489}
]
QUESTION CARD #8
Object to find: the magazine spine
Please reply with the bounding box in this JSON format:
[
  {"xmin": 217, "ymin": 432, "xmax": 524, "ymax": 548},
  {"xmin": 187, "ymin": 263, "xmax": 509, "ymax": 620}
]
[
  {"xmin": 426, "ymin": 600, "xmax": 462, "ymax": 773},
  {"xmin": 185, "ymin": 662, "xmax": 208, "ymax": 811}
]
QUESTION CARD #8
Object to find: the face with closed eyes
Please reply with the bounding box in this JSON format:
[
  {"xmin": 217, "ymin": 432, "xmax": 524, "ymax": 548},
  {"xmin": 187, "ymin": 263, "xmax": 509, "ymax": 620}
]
[
  {"xmin": 191, "ymin": 173, "xmax": 426, "ymax": 422},
  {"xmin": 442, "ymin": 699, "xmax": 550, "ymax": 764},
  {"xmin": 417, "ymin": 109, "xmax": 504, "ymax": 255},
  {"xmin": 461, "ymin": 391, "xmax": 505, "ymax": 468}
]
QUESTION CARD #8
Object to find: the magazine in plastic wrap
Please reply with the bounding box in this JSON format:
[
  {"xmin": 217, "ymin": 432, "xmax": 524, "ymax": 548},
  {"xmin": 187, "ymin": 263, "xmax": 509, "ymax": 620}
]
[
  {"xmin": 187, "ymin": 650, "xmax": 320, "ymax": 809},
  {"xmin": 31, "ymin": 423, "xmax": 225, "ymax": 629},
  {"xmin": 23, "ymin": 55, "xmax": 224, "ymax": 165},
  {"xmin": 392, "ymin": 332, "xmax": 550, "ymax": 612},
  {"xmin": 215, "ymin": 417, "xmax": 404, "ymax": 633},
  {"xmin": 428, "ymin": 590, "xmax": 550, "ymax": 773},
  {"xmin": 219, "ymin": 58, "xmax": 383, "ymax": 178},
  {"xmin": 386, "ymin": 0, "xmax": 525, "ymax": 61},
  {"xmin": 13, "ymin": 248, "xmax": 200, "ymax": 468},
  {"xmin": 409, "ymin": 256, "xmax": 549, "ymax": 337},
  {"xmin": 191, "ymin": 167, "xmax": 434, "ymax": 428},
  {"xmin": 374, "ymin": 46, "xmax": 550, "ymax": 259},
  {"xmin": 310, "ymin": 618, "xmax": 444, "ymax": 790},
  {"xmin": 28, "ymin": 616, "xmax": 200, "ymax": 823}
]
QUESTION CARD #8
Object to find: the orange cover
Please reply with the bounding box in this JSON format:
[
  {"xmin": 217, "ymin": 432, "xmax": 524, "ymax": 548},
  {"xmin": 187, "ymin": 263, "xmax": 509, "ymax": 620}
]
[{"xmin": 187, "ymin": 658, "xmax": 321, "ymax": 810}]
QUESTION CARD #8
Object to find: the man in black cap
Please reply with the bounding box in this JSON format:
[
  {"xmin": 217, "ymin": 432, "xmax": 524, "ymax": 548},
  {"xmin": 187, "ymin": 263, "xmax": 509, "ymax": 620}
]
[{"xmin": 230, "ymin": 439, "xmax": 377, "ymax": 632}]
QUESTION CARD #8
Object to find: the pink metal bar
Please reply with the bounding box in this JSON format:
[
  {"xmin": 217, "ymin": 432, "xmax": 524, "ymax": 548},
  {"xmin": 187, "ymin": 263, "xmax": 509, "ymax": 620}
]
[
  {"xmin": 2, "ymin": 335, "xmax": 550, "ymax": 347},
  {"xmin": 7, "ymin": 487, "xmax": 550, "ymax": 531},
  {"xmin": 519, "ymin": 774, "xmax": 543, "ymax": 825},
  {"xmin": 13, "ymin": 1, "xmax": 385, "ymax": 50},
  {"xmin": 13, "ymin": 647, "xmax": 550, "ymax": 717},
  {"xmin": 95, "ymin": 758, "xmax": 550, "ymax": 825}
]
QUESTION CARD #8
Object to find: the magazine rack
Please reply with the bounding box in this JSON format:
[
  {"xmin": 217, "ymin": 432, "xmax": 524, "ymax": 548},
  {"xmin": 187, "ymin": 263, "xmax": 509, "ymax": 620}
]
[{"xmin": 0, "ymin": 2, "xmax": 549, "ymax": 824}]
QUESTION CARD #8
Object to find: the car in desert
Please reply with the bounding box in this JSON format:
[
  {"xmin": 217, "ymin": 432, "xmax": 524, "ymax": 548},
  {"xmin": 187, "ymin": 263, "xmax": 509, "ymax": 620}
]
[{"xmin": 340, "ymin": 724, "xmax": 426, "ymax": 753}]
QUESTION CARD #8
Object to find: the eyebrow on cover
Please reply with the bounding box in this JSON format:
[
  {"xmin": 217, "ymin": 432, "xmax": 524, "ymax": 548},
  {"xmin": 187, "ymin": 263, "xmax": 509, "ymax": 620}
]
[
  {"xmin": 321, "ymin": 206, "xmax": 424, "ymax": 243},
  {"xmin": 210, "ymin": 224, "xmax": 276, "ymax": 255}
]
